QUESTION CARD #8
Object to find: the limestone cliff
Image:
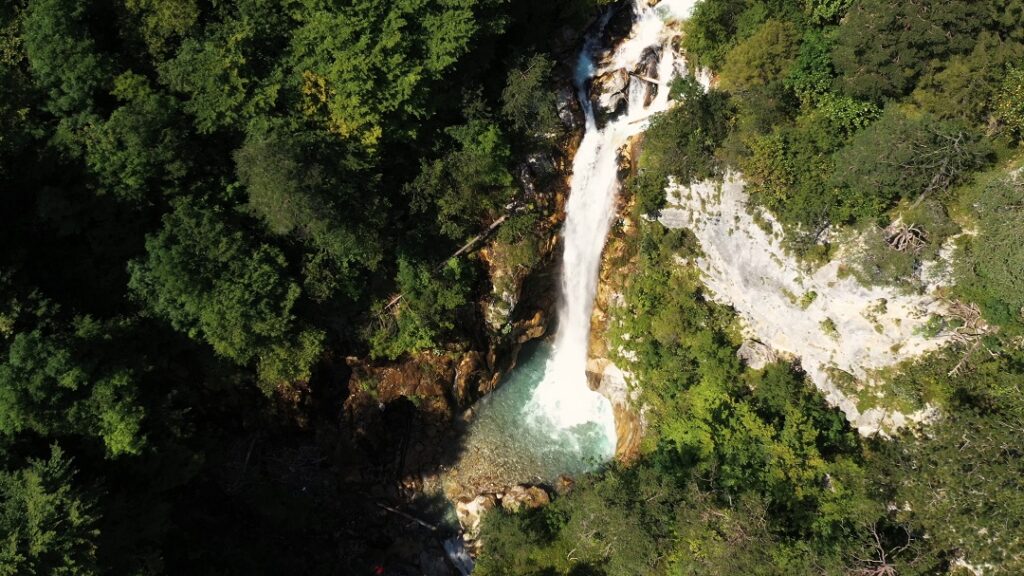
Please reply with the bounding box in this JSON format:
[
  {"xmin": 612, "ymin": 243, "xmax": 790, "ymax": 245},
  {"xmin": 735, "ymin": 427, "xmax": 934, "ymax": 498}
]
[{"xmin": 586, "ymin": 135, "xmax": 647, "ymax": 464}]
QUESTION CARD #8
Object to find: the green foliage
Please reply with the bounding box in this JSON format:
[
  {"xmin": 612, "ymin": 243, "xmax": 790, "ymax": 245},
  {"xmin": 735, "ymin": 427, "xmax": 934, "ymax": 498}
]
[
  {"xmin": 632, "ymin": 77, "xmax": 731, "ymax": 215},
  {"xmin": 786, "ymin": 28, "xmax": 836, "ymax": 106},
  {"xmin": 493, "ymin": 211, "xmax": 543, "ymax": 275},
  {"xmin": 819, "ymin": 317, "xmax": 837, "ymax": 338},
  {"xmin": 717, "ymin": 18, "xmax": 800, "ymax": 143},
  {"xmin": 0, "ymin": 446, "xmax": 99, "ymax": 576},
  {"xmin": 502, "ymin": 54, "xmax": 561, "ymax": 140},
  {"xmin": 234, "ymin": 131, "xmax": 384, "ymax": 296},
  {"xmin": 1, "ymin": 8, "xmax": 38, "ymax": 166},
  {"xmin": 913, "ymin": 33, "xmax": 1024, "ymax": 126},
  {"xmin": 128, "ymin": 198, "xmax": 323, "ymax": 388},
  {"xmin": 85, "ymin": 73, "xmax": 190, "ymax": 201},
  {"xmin": 804, "ymin": 0, "xmax": 851, "ymax": 24},
  {"xmin": 956, "ymin": 176, "xmax": 1024, "ymax": 327},
  {"xmin": 159, "ymin": 18, "xmax": 272, "ymax": 135},
  {"xmin": 878, "ymin": 347, "xmax": 1024, "ymax": 572},
  {"xmin": 22, "ymin": 0, "xmax": 112, "ymax": 117},
  {"xmin": 0, "ymin": 291, "xmax": 145, "ymax": 456},
  {"xmin": 234, "ymin": 135, "xmax": 326, "ymax": 237},
  {"xmin": 477, "ymin": 469, "xmax": 661, "ymax": 576},
  {"xmin": 288, "ymin": 0, "xmax": 498, "ymax": 147},
  {"xmin": 811, "ymin": 93, "xmax": 878, "ymax": 135},
  {"xmin": 681, "ymin": 0, "xmax": 748, "ymax": 71},
  {"xmin": 995, "ymin": 66, "xmax": 1024, "ymax": 140},
  {"xmin": 409, "ymin": 116, "xmax": 515, "ymax": 239},
  {"xmin": 830, "ymin": 108, "xmax": 992, "ymax": 221},
  {"xmin": 832, "ymin": 0, "xmax": 986, "ymax": 102},
  {"xmin": 124, "ymin": 0, "xmax": 200, "ymax": 57},
  {"xmin": 741, "ymin": 110, "xmax": 844, "ymax": 234},
  {"xmin": 371, "ymin": 258, "xmax": 471, "ymax": 359},
  {"xmin": 718, "ymin": 20, "xmax": 798, "ymax": 95}
]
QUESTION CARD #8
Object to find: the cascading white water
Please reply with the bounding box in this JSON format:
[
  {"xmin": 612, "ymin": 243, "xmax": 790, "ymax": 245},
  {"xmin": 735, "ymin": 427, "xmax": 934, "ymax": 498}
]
[
  {"xmin": 524, "ymin": 0, "xmax": 701, "ymax": 452},
  {"xmin": 445, "ymin": 1, "xmax": 703, "ymax": 495}
]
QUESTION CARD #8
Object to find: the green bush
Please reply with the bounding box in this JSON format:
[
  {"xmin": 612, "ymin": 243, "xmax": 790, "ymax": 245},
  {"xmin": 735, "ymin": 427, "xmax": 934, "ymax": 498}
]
[
  {"xmin": 956, "ymin": 176, "xmax": 1024, "ymax": 327},
  {"xmin": 631, "ymin": 77, "xmax": 731, "ymax": 216},
  {"xmin": 830, "ymin": 108, "xmax": 993, "ymax": 222},
  {"xmin": 370, "ymin": 258, "xmax": 472, "ymax": 359}
]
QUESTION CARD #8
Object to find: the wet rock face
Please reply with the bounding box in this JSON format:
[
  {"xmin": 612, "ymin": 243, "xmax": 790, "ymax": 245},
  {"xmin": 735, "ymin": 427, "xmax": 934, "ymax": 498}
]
[
  {"xmin": 456, "ymin": 494, "xmax": 497, "ymax": 540},
  {"xmin": 633, "ymin": 46, "xmax": 661, "ymax": 107},
  {"xmin": 587, "ymin": 358, "xmax": 645, "ymax": 463},
  {"xmin": 598, "ymin": 2, "xmax": 636, "ymax": 53},
  {"xmin": 453, "ymin": 484, "xmax": 553, "ymax": 559},
  {"xmin": 585, "ymin": 182, "xmax": 647, "ymax": 464},
  {"xmin": 557, "ymin": 85, "xmax": 584, "ymax": 132},
  {"xmin": 591, "ymin": 67, "xmax": 630, "ymax": 126},
  {"xmin": 455, "ymin": 351, "xmax": 490, "ymax": 404}
]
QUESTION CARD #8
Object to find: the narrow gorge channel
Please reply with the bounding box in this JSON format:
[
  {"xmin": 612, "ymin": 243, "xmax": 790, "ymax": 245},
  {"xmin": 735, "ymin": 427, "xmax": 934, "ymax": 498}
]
[{"xmin": 446, "ymin": 0, "xmax": 698, "ymax": 495}]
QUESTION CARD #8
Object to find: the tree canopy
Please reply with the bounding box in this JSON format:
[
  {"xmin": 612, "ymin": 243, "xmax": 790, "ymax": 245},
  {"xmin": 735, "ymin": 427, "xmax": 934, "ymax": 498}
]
[
  {"xmin": 2, "ymin": 0, "xmax": 613, "ymax": 568},
  {"xmin": 0, "ymin": 446, "xmax": 100, "ymax": 576}
]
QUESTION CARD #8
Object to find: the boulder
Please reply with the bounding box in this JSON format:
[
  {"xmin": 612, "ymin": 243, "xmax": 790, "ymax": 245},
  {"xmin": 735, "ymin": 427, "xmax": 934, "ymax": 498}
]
[
  {"xmin": 590, "ymin": 68, "xmax": 630, "ymax": 126},
  {"xmin": 526, "ymin": 152, "xmax": 557, "ymax": 179},
  {"xmin": 737, "ymin": 340, "xmax": 778, "ymax": 370},
  {"xmin": 514, "ymin": 310, "xmax": 547, "ymax": 344},
  {"xmin": 598, "ymin": 4, "xmax": 636, "ymax": 55},
  {"xmin": 555, "ymin": 474, "xmax": 575, "ymax": 496},
  {"xmin": 454, "ymin": 351, "xmax": 486, "ymax": 405},
  {"xmin": 557, "ymin": 85, "xmax": 584, "ymax": 132},
  {"xmin": 500, "ymin": 485, "xmax": 551, "ymax": 513},
  {"xmin": 455, "ymin": 494, "xmax": 497, "ymax": 539}
]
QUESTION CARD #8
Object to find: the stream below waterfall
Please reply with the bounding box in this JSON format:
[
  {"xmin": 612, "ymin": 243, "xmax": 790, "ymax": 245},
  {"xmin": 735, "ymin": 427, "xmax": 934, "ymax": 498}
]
[{"xmin": 445, "ymin": 0, "xmax": 700, "ymax": 496}]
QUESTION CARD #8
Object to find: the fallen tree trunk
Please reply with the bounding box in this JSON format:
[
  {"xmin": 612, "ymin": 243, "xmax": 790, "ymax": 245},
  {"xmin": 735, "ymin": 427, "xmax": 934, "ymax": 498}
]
[{"xmin": 382, "ymin": 212, "xmax": 512, "ymax": 314}]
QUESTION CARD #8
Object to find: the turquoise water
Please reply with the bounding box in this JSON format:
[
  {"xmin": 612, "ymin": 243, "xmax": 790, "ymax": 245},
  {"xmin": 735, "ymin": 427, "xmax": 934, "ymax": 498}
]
[{"xmin": 447, "ymin": 342, "xmax": 615, "ymax": 492}]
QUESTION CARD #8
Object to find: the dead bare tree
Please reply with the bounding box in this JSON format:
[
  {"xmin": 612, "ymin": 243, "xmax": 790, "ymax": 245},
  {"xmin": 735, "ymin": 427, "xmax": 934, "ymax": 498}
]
[
  {"xmin": 851, "ymin": 523, "xmax": 912, "ymax": 576},
  {"xmin": 903, "ymin": 127, "xmax": 982, "ymax": 208},
  {"xmin": 944, "ymin": 300, "xmax": 996, "ymax": 377},
  {"xmin": 885, "ymin": 220, "xmax": 928, "ymax": 253}
]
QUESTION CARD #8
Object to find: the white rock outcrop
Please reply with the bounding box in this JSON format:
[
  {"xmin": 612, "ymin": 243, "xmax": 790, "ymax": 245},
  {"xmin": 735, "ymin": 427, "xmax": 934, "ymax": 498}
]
[{"xmin": 660, "ymin": 175, "xmax": 954, "ymax": 434}]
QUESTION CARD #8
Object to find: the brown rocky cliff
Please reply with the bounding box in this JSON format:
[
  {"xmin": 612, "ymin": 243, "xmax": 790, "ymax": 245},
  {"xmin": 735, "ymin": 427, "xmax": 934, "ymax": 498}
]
[{"xmin": 586, "ymin": 134, "xmax": 647, "ymax": 464}]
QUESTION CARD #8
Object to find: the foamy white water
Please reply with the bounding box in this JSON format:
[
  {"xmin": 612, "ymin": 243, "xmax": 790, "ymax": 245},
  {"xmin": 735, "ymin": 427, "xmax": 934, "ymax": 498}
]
[{"xmin": 525, "ymin": 0, "xmax": 696, "ymax": 451}]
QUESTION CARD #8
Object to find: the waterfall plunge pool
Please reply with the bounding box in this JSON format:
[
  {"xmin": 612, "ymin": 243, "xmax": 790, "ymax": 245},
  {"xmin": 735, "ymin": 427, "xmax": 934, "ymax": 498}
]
[{"xmin": 444, "ymin": 341, "xmax": 616, "ymax": 493}]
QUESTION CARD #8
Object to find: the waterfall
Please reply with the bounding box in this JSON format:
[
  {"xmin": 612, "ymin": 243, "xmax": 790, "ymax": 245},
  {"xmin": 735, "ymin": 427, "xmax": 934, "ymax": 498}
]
[
  {"xmin": 524, "ymin": 0, "xmax": 700, "ymax": 452},
  {"xmin": 446, "ymin": 2, "xmax": 703, "ymax": 496}
]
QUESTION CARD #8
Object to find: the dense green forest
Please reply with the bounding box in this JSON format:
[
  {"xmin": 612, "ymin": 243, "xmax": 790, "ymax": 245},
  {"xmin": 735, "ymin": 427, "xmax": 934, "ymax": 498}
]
[
  {"xmin": 477, "ymin": 0, "xmax": 1024, "ymax": 575},
  {"xmin": 3, "ymin": 0, "xmax": 1024, "ymax": 574},
  {"xmin": 0, "ymin": 0, "xmax": 615, "ymax": 573}
]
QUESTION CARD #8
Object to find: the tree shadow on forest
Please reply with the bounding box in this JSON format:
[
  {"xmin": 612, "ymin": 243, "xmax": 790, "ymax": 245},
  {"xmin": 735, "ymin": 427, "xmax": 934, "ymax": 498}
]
[
  {"xmin": 182, "ymin": 215, "xmax": 574, "ymax": 574},
  {"xmin": 318, "ymin": 355, "xmax": 475, "ymax": 575},
  {"xmin": 151, "ymin": 349, "xmax": 474, "ymax": 576}
]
